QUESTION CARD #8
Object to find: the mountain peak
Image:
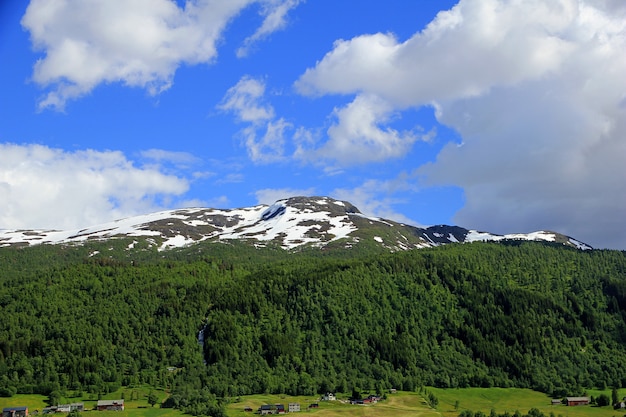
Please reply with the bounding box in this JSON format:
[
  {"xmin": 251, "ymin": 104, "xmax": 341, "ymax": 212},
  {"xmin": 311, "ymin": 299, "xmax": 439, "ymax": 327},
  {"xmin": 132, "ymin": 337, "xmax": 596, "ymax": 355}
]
[{"xmin": 0, "ymin": 196, "xmax": 592, "ymax": 251}]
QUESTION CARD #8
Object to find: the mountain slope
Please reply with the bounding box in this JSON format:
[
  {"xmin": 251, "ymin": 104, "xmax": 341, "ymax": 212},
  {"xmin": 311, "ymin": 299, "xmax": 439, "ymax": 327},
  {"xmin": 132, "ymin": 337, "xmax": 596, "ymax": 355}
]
[{"xmin": 0, "ymin": 196, "xmax": 592, "ymax": 250}]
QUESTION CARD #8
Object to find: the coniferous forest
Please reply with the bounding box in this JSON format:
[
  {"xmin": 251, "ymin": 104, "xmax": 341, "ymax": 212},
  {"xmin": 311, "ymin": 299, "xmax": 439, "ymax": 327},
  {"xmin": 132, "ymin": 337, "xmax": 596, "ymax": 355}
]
[{"xmin": 1, "ymin": 239, "xmax": 626, "ymax": 411}]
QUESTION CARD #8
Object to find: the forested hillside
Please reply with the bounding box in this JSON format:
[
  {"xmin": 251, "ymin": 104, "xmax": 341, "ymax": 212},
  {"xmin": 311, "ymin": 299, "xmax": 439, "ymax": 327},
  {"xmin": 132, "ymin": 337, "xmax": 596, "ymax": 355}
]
[{"xmin": 1, "ymin": 240, "xmax": 626, "ymax": 404}]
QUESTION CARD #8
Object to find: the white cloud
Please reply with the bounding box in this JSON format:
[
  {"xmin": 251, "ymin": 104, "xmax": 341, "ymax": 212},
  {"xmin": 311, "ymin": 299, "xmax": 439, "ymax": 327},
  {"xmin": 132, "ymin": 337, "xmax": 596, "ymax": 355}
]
[
  {"xmin": 220, "ymin": 80, "xmax": 420, "ymax": 167},
  {"xmin": 317, "ymin": 94, "xmax": 418, "ymax": 166},
  {"xmin": 0, "ymin": 143, "xmax": 189, "ymax": 229},
  {"xmin": 219, "ymin": 76, "xmax": 292, "ymax": 163},
  {"xmin": 293, "ymin": 0, "xmax": 626, "ymax": 249},
  {"xmin": 295, "ymin": 0, "xmax": 579, "ymax": 105},
  {"xmin": 236, "ymin": 0, "xmax": 302, "ymax": 58},
  {"xmin": 245, "ymin": 118, "xmax": 291, "ymax": 163},
  {"xmin": 21, "ymin": 0, "xmax": 301, "ymax": 110},
  {"xmin": 218, "ymin": 76, "xmax": 275, "ymax": 123},
  {"xmin": 255, "ymin": 187, "xmax": 316, "ymax": 205}
]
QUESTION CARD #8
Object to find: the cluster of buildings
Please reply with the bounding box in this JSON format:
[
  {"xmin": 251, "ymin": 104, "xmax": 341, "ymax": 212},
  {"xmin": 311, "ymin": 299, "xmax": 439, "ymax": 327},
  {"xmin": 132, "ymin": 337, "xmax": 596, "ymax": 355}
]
[
  {"xmin": 254, "ymin": 403, "xmax": 302, "ymax": 415},
  {"xmin": 349, "ymin": 394, "xmax": 381, "ymax": 405},
  {"xmin": 42, "ymin": 404, "xmax": 84, "ymax": 414},
  {"xmin": 3, "ymin": 400, "xmax": 124, "ymax": 417},
  {"xmin": 250, "ymin": 392, "xmax": 385, "ymax": 415}
]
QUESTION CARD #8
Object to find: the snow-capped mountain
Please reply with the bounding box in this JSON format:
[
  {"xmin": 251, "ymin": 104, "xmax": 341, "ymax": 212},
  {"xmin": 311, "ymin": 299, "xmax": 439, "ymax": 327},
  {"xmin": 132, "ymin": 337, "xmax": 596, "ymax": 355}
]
[{"xmin": 0, "ymin": 196, "xmax": 592, "ymax": 251}]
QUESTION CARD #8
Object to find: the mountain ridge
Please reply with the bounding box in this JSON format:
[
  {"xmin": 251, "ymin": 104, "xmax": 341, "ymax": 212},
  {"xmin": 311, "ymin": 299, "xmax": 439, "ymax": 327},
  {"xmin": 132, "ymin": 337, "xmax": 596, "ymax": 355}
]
[{"xmin": 0, "ymin": 196, "xmax": 592, "ymax": 251}]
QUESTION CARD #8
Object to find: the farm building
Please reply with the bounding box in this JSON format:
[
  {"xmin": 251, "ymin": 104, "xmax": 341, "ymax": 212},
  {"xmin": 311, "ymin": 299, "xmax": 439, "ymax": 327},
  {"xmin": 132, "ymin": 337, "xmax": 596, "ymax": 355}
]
[
  {"xmin": 97, "ymin": 400, "xmax": 124, "ymax": 411},
  {"xmin": 566, "ymin": 397, "xmax": 589, "ymax": 406},
  {"xmin": 53, "ymin": 403, "xmax": 84, "ymax": 413},
  {"xmin": 258, "ymin": 404, "xmax": 285, "ymax": 415},
  {"xmin": 2, "ymin": 408, "xmax": 28, "ymax": 417}
]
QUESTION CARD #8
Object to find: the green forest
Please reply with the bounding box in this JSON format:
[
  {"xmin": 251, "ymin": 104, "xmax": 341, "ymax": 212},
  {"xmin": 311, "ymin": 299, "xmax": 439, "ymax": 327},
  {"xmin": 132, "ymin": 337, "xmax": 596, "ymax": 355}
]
[{"xmin": 1, "ymin": 239, "xmax": 626, "ymax": 414}]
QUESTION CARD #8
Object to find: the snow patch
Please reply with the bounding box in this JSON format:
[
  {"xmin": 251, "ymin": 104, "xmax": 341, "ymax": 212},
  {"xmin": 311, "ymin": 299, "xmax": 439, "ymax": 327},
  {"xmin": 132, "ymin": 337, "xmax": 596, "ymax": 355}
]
[
  {"xmin": 159, "ymin": 234, "xmax": 193, "ymax": 251},
  {"xmin": 569, "ymin": 238, "xmax": 592, "ymax": 250},
  {"xmin": 466, "ymin": 230, "xmax": 557, "ymax": 243}
]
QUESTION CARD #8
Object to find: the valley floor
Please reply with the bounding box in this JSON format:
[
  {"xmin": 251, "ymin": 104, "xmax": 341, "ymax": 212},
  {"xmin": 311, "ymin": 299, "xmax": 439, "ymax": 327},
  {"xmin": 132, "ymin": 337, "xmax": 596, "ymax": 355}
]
[{"xmin": 3, "ymin": 388, "xmax": 625, "ymax": 417}]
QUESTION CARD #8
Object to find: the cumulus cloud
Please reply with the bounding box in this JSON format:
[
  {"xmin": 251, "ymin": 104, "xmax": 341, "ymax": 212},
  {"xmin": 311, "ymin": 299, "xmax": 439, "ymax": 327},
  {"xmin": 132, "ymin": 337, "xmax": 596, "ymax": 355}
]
[
  {"xmin": 0, "ymin": 143, "xmax": 189, "ymax": 229},
  {"xmin": 219, "ymin": 76, "xmax": 291, "ymax": 162},
  {"xmin": 220, "ymin": 78, "xmax": 421, "ymax": 167},
  {"xmin": 294, "ymin": 0, "xmax": 626, "ymax": 249},
  {"xmin": 295, "ymin": 0, "xmax": 580, "ymax": 105},
  {"xmin": 318, "ymin": 94, "xmax": 418, "ymax": 166},
  {"xmin": 21, "ymin": 0, "xmax": 301, "ymax": 110},
  {"xmin": 218, "ymin": 76, "xmax": 275, "ymax": 123}
]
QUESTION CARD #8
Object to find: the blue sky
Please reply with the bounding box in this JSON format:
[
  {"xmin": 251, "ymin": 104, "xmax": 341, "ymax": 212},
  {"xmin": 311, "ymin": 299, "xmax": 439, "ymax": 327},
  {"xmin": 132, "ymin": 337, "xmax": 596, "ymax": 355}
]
[{"xmin": 1, "ymin": 0, "xmax": 625, "ymax": 249}]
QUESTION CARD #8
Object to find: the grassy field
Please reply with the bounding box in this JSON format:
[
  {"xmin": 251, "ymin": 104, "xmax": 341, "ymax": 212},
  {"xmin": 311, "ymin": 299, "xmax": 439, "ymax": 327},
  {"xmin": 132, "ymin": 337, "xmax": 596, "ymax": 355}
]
[
  {"xmin": 226, "ymin": 389, "xmax": 626, "ymax": 417},
  {"xmin": 0, "ymin": 387, "xmax": 178, "ymax": 417},
  {"xmin": 4, "ymin": 388, "xmax": 626, "ymax": 417}
]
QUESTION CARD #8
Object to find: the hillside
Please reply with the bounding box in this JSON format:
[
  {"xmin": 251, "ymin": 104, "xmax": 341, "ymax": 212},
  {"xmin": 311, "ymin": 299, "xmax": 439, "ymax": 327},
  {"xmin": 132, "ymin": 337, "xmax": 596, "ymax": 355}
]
[
  {"xmin": 0, "ymin": 196, "xmax": 591, "ymax": 251},
  {"xmin": 0, "ymin": 236, "xmax": 625, "ymax": 408}
]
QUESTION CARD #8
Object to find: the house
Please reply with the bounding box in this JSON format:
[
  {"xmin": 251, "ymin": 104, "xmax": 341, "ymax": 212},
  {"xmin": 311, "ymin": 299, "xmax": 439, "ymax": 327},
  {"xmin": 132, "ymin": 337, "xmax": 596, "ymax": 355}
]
[
  {"xmin": 41, "ymin": 404, "xmax": 83, "ymax": 415},
  {"xmin": 288, "ymin": 403, "xmax": 300, "ymax": 412},
  {"xmin": 550, "ymin": 399, "xmax": 561, "ymax": 405},
  {"xmin": 566, "ymin": 397, "xmax": 590, "ymax": 406},
  {"xmin": 322, "ymin": 393, "xmax": 336, "ymax": 401},
  {"xmin": 3, "ymin": 407, "xmax": 28, "ymax": 417},
  {"xmin": 389, "ymin": 389, "xmax": 397, "ymax": 394},
  {"xmin": 69, "ymin": 404, "xmax": 83, "ymax": 413},
  {"xmin": 257, "ymin": 405, "xmax": 285, "ymax": 415},
  {"xmin": 96, "ymin": 400, "xmax": 124, "ymax": 411}
]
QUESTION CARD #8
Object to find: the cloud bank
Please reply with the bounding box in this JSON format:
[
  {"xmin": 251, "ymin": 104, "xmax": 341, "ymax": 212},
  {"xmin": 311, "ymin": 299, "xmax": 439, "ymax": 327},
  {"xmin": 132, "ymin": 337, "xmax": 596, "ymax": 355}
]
[
  {"xmin": 294, "ymin": 0, "xmax": 626, "ymax": 249},
  {"xmin": 0, "ymin": 144, "xmax": 189, "ymax": 229}
]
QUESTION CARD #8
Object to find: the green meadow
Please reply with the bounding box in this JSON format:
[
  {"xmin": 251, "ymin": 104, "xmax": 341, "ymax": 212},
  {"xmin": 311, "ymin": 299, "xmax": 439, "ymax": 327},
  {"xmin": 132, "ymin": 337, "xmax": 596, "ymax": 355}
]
[
  {"xmin": 0, "ymin": 387, "xmax": 175, "ymax": 417},
  {"xmin": 225, "ymin": 389, "xmax": 626, "ymax": 417},
  {"xmin": 3, "ymin": 388, "xmax": 626, "ymax": 417}
]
